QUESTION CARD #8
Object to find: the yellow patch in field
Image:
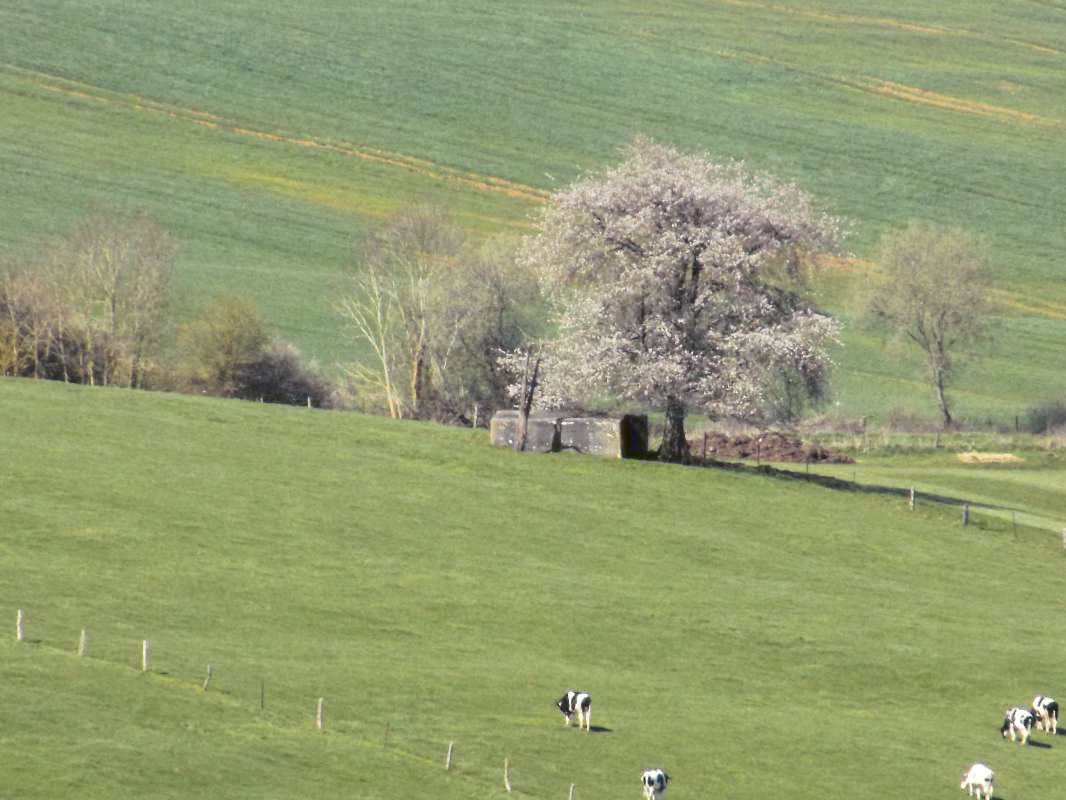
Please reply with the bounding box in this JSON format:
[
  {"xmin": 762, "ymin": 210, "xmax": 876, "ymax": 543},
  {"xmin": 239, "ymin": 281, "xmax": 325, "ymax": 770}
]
[
  {"xmin": 1005, "ymin": 38, "xmax": 1064, "ymax": 57},
  {"xmin": 958, "ymin": 452, "xmax": 1024, "ymax": 464},
  {"xmin": 870, "ymin": 80, "xmax": 1058, "ymax": 126},
  {"xmin": 717, "ymin": 0, "xmax": 960, "ymax": 35},
  {"xmin": 0, "ymin": 62, "xmax": 548, "ymax": 205},
  {"xmin": 222, "ymin": 169, "xmax": 364, "ymax": 212},
  {"xmin": 989, "ymin": 290, "xmax": 1066, "ymax": 321}
]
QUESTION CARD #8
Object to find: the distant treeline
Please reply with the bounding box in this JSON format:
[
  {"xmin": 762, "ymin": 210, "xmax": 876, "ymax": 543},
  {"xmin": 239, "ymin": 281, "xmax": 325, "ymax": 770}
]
[{"xmin": 0, "ymin": 206, "xmax": 542, "ymax": 423}]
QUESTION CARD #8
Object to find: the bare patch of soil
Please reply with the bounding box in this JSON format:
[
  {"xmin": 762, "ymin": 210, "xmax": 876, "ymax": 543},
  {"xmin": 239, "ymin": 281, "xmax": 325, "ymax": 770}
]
[{"xmin": 690, "ymin": 431, "xmax": 854, "ymax": 464}]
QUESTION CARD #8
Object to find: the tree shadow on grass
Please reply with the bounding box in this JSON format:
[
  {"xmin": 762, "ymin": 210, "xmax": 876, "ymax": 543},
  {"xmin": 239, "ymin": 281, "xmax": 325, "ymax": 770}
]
[{"xmin": 697, "ymin": 458, "xmax": 1033, "ymax": 519}]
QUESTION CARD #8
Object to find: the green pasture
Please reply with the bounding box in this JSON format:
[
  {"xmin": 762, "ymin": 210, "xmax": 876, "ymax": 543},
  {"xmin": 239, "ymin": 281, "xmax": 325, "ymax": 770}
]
[
  {"xmin": 1, "ymin": 1, "xmax": 1065, "ymax": 416},
  {"xmin": 793, "ymin": 431, "xmax": 1066, "ymax": 534},
  {"xmin": 3, "ymin": 377, "xmax": 1066, "ymax": 798}
]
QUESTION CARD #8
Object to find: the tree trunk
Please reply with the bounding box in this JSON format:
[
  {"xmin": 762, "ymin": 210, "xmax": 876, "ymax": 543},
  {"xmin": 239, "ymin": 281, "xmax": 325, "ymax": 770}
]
[
  {"xmin": 658, "ymin": 395, "xmax": 690, "ymax": 463},
  {"xmin": 410, "ymin": 346, "xmax": 426, "ymax": 419},
  {"xmin": 934, "ymin": 369, "xmax": 953, "ymax": 429},
  {"xmin": 514, "ymin": 351, "xmax": 541, "ymax": 452}
]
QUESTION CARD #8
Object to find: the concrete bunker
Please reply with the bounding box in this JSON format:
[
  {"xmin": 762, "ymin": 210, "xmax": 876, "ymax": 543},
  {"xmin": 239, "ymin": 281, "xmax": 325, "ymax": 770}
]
[{"xmin": 489, "ymin": 410, "xmax": 648, "ymax": 459}]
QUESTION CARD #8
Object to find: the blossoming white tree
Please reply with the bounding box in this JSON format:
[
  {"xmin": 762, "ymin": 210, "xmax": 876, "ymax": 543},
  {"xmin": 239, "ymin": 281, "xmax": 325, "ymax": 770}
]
[{"xmin": 518, "ymin": 138, "xmax": 844, "ymax": 462}]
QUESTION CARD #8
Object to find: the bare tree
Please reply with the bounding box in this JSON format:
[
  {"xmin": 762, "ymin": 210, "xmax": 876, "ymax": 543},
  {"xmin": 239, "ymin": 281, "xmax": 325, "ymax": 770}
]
[
  {"xmin": 64, "ymin": 211, "xmax": 177, "ymax": 387},
  {"xmin": 0, "ymin": 210, "xmax": 177, "ymax": 387},
  {"xmin": 867, "ymin": 221, "xmax": 991, "ymax": 428},
  {"xmin": 338, "ymin": 207, "xmax": 462, "ymax": 419},
  {"xmin": 337, "ymin": 262, "xmax": 404, "ymax": 417},
  {"xmin": 516, "ymin": 138, "xmax": 843, "ymax": 462},
  {"xmin": 431, "ymin": 237, "xmax": 545, "ymax": 422}
]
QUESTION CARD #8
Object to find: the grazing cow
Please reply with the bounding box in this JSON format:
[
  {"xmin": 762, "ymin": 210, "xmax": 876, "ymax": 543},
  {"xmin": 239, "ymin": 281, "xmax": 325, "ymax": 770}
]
[
  {"xmin": 641, "ymin": 768, "xmax": 670, "ymax": 800},
  {"xmin": 1031, "ymin": 695, "xmax": 1059, "ymax": 735},
  {"xmin": 960, "ymin": 763, "xmax": 994, "ymax": 800},
  {"xmin": 556, "ymin": 690, "xmax": 592, "ymax": 731},
  {"xmin": 1000, "ymin": 706, "xmax": 1034, "ymax": 744}
]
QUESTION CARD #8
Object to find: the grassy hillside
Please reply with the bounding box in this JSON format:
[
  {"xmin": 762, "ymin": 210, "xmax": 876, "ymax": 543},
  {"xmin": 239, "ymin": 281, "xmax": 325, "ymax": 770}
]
[
  {"xmin": 1, "ymin": 1, "xmax": 1064, "ymax": 418},
  {"xmin": 2, "ymin": 377, "xmax": 1065, "ymax": 798}
]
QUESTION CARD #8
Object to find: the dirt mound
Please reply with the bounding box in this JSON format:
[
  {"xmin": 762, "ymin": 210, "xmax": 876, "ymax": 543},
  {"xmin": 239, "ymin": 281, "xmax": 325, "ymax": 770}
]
[{"xmin": 690, "ymin": 431, "xmax": 854, "ymax": 464}]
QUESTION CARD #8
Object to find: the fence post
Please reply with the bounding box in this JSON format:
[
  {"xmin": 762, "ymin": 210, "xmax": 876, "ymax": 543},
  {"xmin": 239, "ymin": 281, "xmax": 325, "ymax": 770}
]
[
  {"xmin": 142, "ymin": 640, "xmax": 150, "ymax": 672},
  {"xmin": 908, "ymin": 488, "xmax": 915, "ymax": 510},
  {"xmin": 569, "ymin": 783, "xmax": 576, "ymax": 800},
  {"xmin": 962, "ymin": 504, "xmax": 970, "ymax": 526},
  {"xmin": 316, "ymin": 698, "xmax": 325, "ymax": 731},
  {"xmin": 203, "ymin": 665, "xmax": 214, "ymax": 691},
  {"xmin": 445, "ymin": 741, "xmax": 454, "ymax": 770},
  {"xmin": 16, "ymin": 609, "xmax": 25, "ymax": 642},
  {"xmin": 78, "ymin": 628, "xmax": 87, "ymax": 656},
  {"xmin": 504, "ymin": 758, "xmax": 512, "ymax": 793}
]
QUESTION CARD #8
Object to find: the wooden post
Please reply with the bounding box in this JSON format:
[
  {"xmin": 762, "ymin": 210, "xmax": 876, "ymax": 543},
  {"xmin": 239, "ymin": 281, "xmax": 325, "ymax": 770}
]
[
  {"xmin": 316, "ymin": 698, "xmax": 325, "ymax": 731},
  {"xmin": 16, "ymin": 608, "xmax": 25, "ymax": 642},
  {"xmin": 963, "ymin": 504, "xmax": 970, "ymax": 526},
  {"xmin": 445, "ymin": 741, "xmax": 454, "ymax": 770},
  {"xmin": 307, "ymin": 396, "xmax": 311, "ymax": 409},
  {"xmin": 203, "ymin": 665, "xmax": 214, "ymax": 691},
  {"xmin": 908, "ymin": 488, "xmax": 915, "ymax": 510},
  {"xmin": 142, "ymin": 640, "xmax": 150, "ymax": 672},
  {"xmin": 78, "ymin": 628, "xmax": 87, "ymax": 656},
  {"xmin": 504, "ymin": 758, "xmax": 512, "ymax": 793}
]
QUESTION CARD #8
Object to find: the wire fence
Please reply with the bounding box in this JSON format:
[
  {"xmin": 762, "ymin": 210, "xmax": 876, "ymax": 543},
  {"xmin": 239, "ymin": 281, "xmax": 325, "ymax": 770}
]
[{"xmin": 9, "ymin": 608, "xmax": 590, "ymax": 798}]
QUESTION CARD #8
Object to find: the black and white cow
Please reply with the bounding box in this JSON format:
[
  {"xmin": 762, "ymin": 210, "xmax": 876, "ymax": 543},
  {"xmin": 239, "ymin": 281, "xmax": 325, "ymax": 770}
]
[
  {"xmin": 960, "ymin": 763, "xmax": 994, "ymax": 800},
  {"xmin": 556, "ymin": 689, "xmax": 592, "ymax": 731},
  {"xmin": 1000, "ymin": 706, "xmax": 1034, "ymax": 744},
  {"xmin": 1031, "ymin": 695, "xmax": 1059, "ymax": 736},
  {"xmin": 640, "ymin": 768, "xmax": 670, "ymax": 800}
]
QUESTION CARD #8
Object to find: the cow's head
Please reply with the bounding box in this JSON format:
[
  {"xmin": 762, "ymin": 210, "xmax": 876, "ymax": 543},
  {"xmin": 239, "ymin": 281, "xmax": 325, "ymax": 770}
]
[{"xmin": 556, "ymin": 696, "xmax": 572, "ymax": 718}]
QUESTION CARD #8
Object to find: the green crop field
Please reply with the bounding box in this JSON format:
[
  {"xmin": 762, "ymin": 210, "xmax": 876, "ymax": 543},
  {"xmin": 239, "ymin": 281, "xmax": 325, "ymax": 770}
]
[
  {"xmin": 2, "ymin": 1, "xmax": 1065, "ymax": 421},
  {"xmin": 3, "ymin": 377, "xmax": 1066, "ymax": 799}
]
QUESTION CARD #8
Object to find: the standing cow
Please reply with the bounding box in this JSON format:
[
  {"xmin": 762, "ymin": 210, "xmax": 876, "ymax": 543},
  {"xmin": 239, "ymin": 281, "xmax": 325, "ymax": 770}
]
[
  {"xmin": 641, "ymin": 768, "xmax": 670, "ymax": 800},
  {"xmin": 556, "ymin": 689, "xmax": 592, "ymax": 731},
  {"xmin": 1031, "ymin": 695, "xmax": 1059, "ymax": 735},
  {"xmin": 1000, "ymin": 706, "xmax": 1034, "ymax": 744},
  {"xmin": 960, "ymin": 763, "xmax": 994, "ymax": 800}
]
